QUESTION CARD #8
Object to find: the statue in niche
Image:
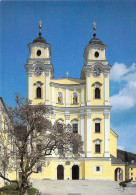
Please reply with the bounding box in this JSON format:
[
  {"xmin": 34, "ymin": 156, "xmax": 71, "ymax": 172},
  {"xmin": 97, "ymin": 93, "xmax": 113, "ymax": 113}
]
[
  {"xmin": 73, "ymin": 94, "xmax": 78, "ymax": 104},
  {"xmin": 58, "ymin": 93, "xmax": 62, "ymax": 104}
]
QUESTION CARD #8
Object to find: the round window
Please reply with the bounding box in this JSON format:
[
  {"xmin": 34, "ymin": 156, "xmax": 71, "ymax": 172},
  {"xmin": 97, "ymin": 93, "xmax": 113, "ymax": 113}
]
[
  {"xmin": 37, "ymin": 50, "xmax": 41, "ymax": 56},
  {"xmin": 94, "ymin": 51, "xmax": 99, "ymax": 58}
]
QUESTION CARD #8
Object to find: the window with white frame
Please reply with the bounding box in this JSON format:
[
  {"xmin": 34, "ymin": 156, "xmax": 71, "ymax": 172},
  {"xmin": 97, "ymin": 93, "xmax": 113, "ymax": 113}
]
[
  {"xmin": 92, "ymin": 82, "xmax": 102, "ymax": 99},
  {"xmin": 57, "ymin": 92, "xmax": 63, "ymax": 104},
  {"xmin": 58, "ymin": 146, "xmax": 63, "ymax": 154},
  {"xmin": 93, "ymin": 118, "xmax": 101, "ymax": 133},
  {"xmin": 34, "ymin": 81, "xmax": 43, "ymax": 99},
  {"xmin": 73, "ymin": 146, "xmax": 78, "ymax": 154},
  {"xmin": 72, "ymin": 119, "xmax": 78, "ymax": 133},
  {"xmin": 72, "ymin": 92, "xmax": 78, "ymax": 104},
  {"xmin": 94, "ymin": 165, "xmax": 102, "ymax": 173},
  {"xmin": 94, "ymin": 139, "xmax": 102, "ymax": 154}
]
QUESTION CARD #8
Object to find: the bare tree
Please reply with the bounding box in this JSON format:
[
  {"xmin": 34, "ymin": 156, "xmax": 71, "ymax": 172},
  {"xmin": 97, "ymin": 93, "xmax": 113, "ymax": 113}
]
[{"xmin": 0, "ymin": 94, "xmax": 83, "ymax": 194}]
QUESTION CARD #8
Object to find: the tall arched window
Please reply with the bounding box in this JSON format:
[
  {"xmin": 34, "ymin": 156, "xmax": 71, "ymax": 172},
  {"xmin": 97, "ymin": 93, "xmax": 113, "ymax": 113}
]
[
  {"xmin": 34, "ymin": 81, "xmax": 43, "ymax": 99},
  {"xmin": 37, "ymin": 87, "xmax": 41, "ymax": 98},
  {"xmin": 95, "ymin": 88, "xmax": 100, "ymax": 99}
]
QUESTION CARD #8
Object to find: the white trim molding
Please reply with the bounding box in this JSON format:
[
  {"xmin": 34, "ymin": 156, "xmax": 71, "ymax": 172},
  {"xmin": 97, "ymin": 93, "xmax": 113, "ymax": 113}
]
[
  {"xmin": 65, "ymin": 113, "xmax": 70, "ymax": 125},
  {"xmin": 66, "ymin": 88, "xmax": 69, "ymax": 107},
  {"xmin": 104, "ymin": 110, "xmax": 110, "ymax": 157},
  {"xmin": 52, "ymin": 86, "xmax": 54, "ymax": 105},
  {"xmin": 28, "ymin": 72, "xmax": 33, "ymax": 103},
  {"xmin": 86, "ymin": 111, "xmax": 92, "ymax": 157},
  {"xmin": 104, "ymin": 72, "xmax": 109, "ymax": 105},
  {"xmin": 81, "ymin": 86, "xmax": 84, "ymax": 106},
  {"xmin": 80, "ymin": 114, "xmax": 85, "ymax": 157},
  {"xmin": 45, "ymin": 71, "xmax": 49, "ymax": 105},
  {"xmin": 86, "ymin": 70, "xmax": 91, "ymax": 105}
]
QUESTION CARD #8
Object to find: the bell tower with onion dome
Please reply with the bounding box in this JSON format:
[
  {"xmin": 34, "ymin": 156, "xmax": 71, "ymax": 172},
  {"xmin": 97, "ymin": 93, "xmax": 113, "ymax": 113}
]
[{"xmin": 25, "ymin": 21, "xmax": 54, "ymax": 105}]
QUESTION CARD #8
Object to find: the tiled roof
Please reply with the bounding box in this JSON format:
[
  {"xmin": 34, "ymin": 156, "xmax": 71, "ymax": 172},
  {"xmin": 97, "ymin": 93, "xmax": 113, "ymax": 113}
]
[{"xmin": 111, "ymin": 155, "xmax": 125, "ymax": 165}]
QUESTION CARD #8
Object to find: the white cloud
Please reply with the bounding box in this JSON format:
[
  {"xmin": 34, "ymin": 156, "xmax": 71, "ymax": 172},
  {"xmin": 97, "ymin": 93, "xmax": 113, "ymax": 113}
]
[
  {"xmin": 117, "ymin": 145, "xmax": 125, "ymax": 151},
  {"xmin": 110, "ymin": 62, "xmax": 136, "ymax": 110},
  {"xmin": 110, "ymin": 62, "xmax": 136, "ymax": 81}
]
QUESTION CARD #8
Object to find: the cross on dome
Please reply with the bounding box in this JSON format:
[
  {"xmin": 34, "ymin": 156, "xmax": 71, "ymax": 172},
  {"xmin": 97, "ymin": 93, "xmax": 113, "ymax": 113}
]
[
  {"xmin": 39, "ymin": 20, "xmax": 42, "ymax": 37},
  {"xmin": 93, "ymin": 21, "xmax": 96, "ymax": 38},
  {"xmin": 66, "ymin": 71, "xmax": 69, "ymax": 77}
]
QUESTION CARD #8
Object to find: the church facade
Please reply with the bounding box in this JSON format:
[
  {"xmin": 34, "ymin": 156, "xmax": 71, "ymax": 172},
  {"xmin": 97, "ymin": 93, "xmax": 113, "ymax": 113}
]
[{"xmin": 24, "ymin": 24, "xmax": 126, "ymax": 181}]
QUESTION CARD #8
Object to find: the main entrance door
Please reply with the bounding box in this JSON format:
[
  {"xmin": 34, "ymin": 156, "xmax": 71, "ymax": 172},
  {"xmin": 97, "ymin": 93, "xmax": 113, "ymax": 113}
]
[
  {"xmin": 57, "ymin": 165, "xmax": 64, "ymax": 180},
  {"xmin": 72, "ymin": 165, "xmax": 79, "ymax": 180}
]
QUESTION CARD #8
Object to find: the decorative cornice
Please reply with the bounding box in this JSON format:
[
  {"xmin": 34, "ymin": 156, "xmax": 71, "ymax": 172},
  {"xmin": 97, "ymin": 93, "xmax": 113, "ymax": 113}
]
[
  {"xmin": 92, "ymin": 81, "xmax": 102, "ymax": 87},
  {"xmin": 93, "ymin": 118, "xmax": 102, "ymax": 121},
  {"xmin": 33, "ymin": 81, "xmax": 44, "ymax": 86},
  {"xmin": 50, "ymin": 82, "xmax": 85, "ymax": 89}
]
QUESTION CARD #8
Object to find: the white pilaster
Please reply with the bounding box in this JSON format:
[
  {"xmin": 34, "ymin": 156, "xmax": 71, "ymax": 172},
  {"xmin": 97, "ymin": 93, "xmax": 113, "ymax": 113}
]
[
  {"xmin": 52, "ymin": 86, "xmax": 54, "ymax": 106},
  {"xmin": 86, "ymin": 71, "xmax": 91, "ymax": 105},
  {"xmin": 66, "ymin": 88, "xmax": 69, "ymax": 107},
  {"xmin": 45, "ymin": 71, "xmax": 49, "ymax": 105},
  {"xmin": 65, "ymin": 114, "xmax": 70, "ymax": 125},
  {"xmin": 45, "ymin": 113, "xmax": 50, "ymax": 120},
  {"xmin": 47, "ymin": 47, "xmax": 49, "ymax": 58},
  {"xmin": 51, "ymin": 112, "xmax": 56, "ymax": 157},
  {"xmin": 87, "ymin": 111, "xmax": 92, "ymax": 157},
  {"xmin": 51, "ymin": 113, "xmax": 55, "ymax": 125},
  {"xmin": 81, "ymin": 86, "xmax": 84, "ymax": 106},
  {"xmin": 104, "ymin": 73, "xmax": 109, "ymax": 105},
  {"xmin": 104, "ymin": 110, "xmax": 110, "ymax": 157},
  {"xmin": 28, "ymin": 72, "xmax": 32, "ymax": 103},
  {"xmin": 80, "ymin": 114, "xmax": 85, "ymax": 157}
]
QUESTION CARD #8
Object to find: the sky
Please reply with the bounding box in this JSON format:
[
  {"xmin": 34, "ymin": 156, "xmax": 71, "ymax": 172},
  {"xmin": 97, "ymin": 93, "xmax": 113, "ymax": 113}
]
[{"xmin": 0, "ymin": 0, "xmax": 136, "ymax": 153}]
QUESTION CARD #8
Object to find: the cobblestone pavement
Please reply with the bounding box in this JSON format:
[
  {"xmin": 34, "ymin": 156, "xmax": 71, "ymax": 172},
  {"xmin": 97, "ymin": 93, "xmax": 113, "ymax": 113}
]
[{"xmin": 31, "ymin": 179, "xmax": 136, "ymax": 195}]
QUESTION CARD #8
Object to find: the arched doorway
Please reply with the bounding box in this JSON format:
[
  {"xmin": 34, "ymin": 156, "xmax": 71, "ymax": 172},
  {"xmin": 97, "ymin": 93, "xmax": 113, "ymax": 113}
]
[
  {"xmin": 115, "ymin": 168, "xmax": 123, "ymax": 181},
  {"xmin": 57, "ymin": 165, "xmax": 64, "ymax": 180},
  {"xmin": 72, "ymin": 165, "xmax": 79, "ymax": 180}
]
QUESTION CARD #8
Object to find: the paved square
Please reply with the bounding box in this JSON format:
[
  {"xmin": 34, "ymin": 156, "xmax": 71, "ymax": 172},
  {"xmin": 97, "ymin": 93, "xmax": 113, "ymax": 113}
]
[{"xmin": 31, "ymin": 180, "xmax": 136, "ymax": 195}]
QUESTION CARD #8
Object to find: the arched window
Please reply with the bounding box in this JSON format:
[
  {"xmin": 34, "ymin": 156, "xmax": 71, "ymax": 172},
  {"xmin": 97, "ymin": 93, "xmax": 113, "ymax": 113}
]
[
  {"xmin": 58, "ymin": 92, "xmax": 63, "ymax": 104},
  {"xmin": 95, "ymin": 88, "xmax": 100, "ymax": 99},
  {"xmin": 72, "ymin": 119, "xmax": 78, "ymax": 133},
  {"xmin": 37, "ymin": 87, "xmax": 41, "ymax": 98}
]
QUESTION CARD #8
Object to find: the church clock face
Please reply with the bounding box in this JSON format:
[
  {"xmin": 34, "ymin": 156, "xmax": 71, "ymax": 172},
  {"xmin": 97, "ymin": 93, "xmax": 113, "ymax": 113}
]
[
  {"xmin": 93, "ymin": 67, "xmax": 101, "ymax": 77},
  {"xmin": 35, "ymin": 66, "xmax": 43, "ymax": 76}
]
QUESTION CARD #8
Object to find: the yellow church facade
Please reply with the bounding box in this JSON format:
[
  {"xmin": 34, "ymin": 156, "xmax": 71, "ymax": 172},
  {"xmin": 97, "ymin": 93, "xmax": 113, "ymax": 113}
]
[{"xmin": 24, "ymin": 23, "xmax": 126, "ymax": 181}]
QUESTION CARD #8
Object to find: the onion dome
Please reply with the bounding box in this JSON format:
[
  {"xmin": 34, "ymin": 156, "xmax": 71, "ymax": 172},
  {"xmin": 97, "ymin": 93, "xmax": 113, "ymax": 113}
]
[
  {"xmin": 32, "ymin": 20, "xmax": 46, "ymax": 44},
  {"xmin": 89, "ymin": 22, "xmax": 104, "ymax": 46}
]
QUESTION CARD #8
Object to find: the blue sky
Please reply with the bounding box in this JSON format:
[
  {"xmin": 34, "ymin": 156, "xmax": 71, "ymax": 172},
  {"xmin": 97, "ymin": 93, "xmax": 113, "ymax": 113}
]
[{"xmin": 0, "ymin": 1, "xmax": 136, "ymax": 153}]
